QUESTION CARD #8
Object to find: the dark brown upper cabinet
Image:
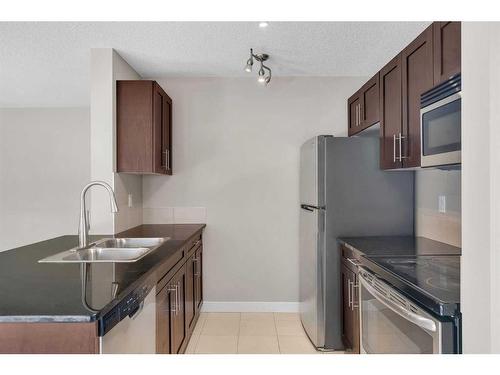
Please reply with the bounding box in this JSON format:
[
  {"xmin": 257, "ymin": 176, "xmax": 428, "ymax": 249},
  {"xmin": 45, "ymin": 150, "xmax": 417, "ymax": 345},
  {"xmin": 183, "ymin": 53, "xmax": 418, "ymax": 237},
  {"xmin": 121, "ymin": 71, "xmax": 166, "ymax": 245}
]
[
  {"xmin": 401, "ymin": 25, "xmax": 434, "ymax": 169},
  {"xmin": 433, "ymin": 22, "xmax": 461, "ymax": 85},
  {"xmin": 379, "ymin": 55, "xmax": 403, "ymax": 170},
  {"xmin": 348, "ymin": 73, "xmax": 379, "ymax": 136},
  {"xmin": 350, "ymin": 22, "xmax": 460, "ymax": 170},
  {"xmin": 117, "ymin": 80, "xmax": 172, "ymax": 175}
]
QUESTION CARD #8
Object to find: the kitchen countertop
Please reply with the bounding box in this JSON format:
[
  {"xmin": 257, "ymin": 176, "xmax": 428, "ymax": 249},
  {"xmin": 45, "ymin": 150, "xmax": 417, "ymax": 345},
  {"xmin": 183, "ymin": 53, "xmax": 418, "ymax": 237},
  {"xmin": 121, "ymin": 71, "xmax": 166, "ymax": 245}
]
[
  {"xmin": 0, "ymin": 224, "xmax": 205, "ymax": 323},
  {"xmin": 338, "ymin": 236, "xmax": 461, "ymax": 257},
  {"xmin": 338, "ymin": 236, "xmax": 461, "ymax": 317}
]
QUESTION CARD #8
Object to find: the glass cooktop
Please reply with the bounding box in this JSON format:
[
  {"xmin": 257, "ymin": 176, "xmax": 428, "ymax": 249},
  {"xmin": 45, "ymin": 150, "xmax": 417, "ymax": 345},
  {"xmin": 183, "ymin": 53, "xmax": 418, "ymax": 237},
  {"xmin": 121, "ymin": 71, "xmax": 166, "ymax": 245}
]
[{"xmin": 364, "ymin": 255, "xmax": 460, "ymax": 316}]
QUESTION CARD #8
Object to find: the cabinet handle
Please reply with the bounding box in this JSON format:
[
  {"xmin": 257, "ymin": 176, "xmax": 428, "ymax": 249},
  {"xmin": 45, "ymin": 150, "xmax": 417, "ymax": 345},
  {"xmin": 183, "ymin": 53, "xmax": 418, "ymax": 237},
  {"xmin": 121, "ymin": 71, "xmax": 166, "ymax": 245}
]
[
  {"xmin": 398, "ymin": 133, "xmax": 408, "ymax": 162},
  {"xmin": 351, "ymin": 282, "xmax": 359, "ymax": 310},
  {"xmin": 163, "ymin": 150, "xmax": 170, "ymax": 171},
  {"xmin": 393, "ymin": 134, "xmax": 397, "ymax": 163},
  {"xmin": 176, "ymin": 281, "xmax": 181, "ymax": 316},
  {"xmin": 194, "ymin": 257, "xmax": 200, "ymax": 277},
  {"xmin": 168, "ymin": 284, "xmax": 177, "ymax": 314},
  {"xmin": 347, "ymin": 279, "xmax": 352, "ymax": 308}
]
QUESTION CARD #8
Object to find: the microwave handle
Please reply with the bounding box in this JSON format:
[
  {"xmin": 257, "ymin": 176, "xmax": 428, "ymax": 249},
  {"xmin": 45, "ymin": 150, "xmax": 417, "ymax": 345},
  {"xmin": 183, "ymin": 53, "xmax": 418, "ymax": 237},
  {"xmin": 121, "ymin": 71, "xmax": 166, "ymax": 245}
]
[
  {"xmin": 359, "ymin": 273, "xmax": 437, "ymax": 333},
  {"xmin": 393, "ymin": 134, "xmax": 397, "ymax": 163}
]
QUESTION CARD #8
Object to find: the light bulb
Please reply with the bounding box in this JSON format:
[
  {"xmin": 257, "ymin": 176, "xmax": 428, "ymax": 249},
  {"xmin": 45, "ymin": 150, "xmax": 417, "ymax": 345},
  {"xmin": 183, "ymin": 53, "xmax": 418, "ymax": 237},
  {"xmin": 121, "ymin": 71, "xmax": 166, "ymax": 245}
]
[
  {"xmin": 257, "ymin": 66, "xmax": 266, "ymax": 83},
  {"xmin": 259, "ymin": 22, "xmax": 269, "ymax": 28},
  {"xmin": 244, "ymin": 57, "xmax": 253, "ymax": 72}
]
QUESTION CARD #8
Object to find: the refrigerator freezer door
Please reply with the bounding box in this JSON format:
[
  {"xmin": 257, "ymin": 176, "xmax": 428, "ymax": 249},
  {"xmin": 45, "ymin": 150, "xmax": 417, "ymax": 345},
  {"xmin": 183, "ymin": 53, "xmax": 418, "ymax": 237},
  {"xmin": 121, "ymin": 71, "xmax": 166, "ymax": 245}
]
[{"xmin": 300, "ymin": 137, "xmax": 318, "ymax": 206}]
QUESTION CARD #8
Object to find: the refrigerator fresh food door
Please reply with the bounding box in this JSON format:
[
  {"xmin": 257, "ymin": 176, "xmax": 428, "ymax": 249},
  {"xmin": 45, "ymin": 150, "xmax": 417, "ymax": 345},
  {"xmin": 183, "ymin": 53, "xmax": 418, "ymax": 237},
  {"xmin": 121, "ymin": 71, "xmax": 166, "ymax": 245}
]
[{"xmin": 299, "ymin": 204, "xmax": 321, "ymax": 347}]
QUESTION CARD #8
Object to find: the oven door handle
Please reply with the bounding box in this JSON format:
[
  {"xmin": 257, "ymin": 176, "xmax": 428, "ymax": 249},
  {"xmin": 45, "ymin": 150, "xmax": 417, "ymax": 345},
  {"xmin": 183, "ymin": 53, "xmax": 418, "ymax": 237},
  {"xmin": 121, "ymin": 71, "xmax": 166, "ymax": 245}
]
[{"xmin": 359, "ymin": 275, "xmax": 437, "ymax": 333}]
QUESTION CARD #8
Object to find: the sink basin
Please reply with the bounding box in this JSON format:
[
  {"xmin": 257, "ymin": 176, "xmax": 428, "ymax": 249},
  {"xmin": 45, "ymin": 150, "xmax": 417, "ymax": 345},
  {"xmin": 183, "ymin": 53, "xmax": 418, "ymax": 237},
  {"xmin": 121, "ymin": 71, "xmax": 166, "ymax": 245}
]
[
  {"xmin": 94, "ymin": 237, "xmax": 166, "ymax": 249},
  {"xmin": 38, "ymin": 237, "xmax": 169, "ymax": 263}
]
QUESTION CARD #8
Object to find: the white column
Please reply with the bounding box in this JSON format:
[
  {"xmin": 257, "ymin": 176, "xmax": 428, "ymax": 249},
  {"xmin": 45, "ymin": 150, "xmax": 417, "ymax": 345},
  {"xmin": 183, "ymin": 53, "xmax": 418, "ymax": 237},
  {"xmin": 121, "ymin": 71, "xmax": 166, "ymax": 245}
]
[
  {"xmin": 462, "ymin": 22, "xmax": 500, "ymax": 353},
  {"xmin": 89, "ymin": 48, "xmax": 143, "ymax": 235}
]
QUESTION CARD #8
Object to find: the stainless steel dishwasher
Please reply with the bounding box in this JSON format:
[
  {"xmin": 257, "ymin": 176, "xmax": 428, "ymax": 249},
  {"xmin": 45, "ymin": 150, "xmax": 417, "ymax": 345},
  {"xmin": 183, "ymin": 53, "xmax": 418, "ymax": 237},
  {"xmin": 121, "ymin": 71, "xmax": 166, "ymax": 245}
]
[{"xmin": 99, "ymin": 282, "xmax": 156, "ymax": 354}]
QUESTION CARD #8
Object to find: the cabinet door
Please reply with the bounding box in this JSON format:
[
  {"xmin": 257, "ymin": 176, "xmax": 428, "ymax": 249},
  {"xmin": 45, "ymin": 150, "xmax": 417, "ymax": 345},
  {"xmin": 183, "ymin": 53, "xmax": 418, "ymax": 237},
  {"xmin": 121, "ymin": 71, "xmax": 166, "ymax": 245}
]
[
  {"xmin": 194, "ymin": 246, "xmax": 203, "ymax": 314},
  {"xmin": 156, "ymin": 283, "xmax": 173, "ymax": 354},
  {"xmin": 402, "ymin": 25, "xmax": 434, "ymax": 168},
  {"xmin": 361, "ymin": 73, "xmax": 380, "ymax": 128},
  {"xmin": 341, "ymin": 263, "xmax": 354, "ymax": 349},
  {"xmin": 153, "ymin": 83, "xmax": 173, "ymax": 175},
  {"xmin": 116, "ymin": 80, "xmax": 154, "ymax": 173},
  {"xmin": 433, "ymin": 22, "xmax": 461, "ymax": 85},
  {"xmin": 171, "ymin": 267, "xmax": 186, "ymax": 354},
  {"xmin": 185, "ymin": 254, "xmax": 196, "ymax": 332},
  {"xmin": 348, "ymin": 94, "xmax": 361, "ymax": 136},
  {"xmin": 379, "ymin": 54, "xmax": 403, "ymax": 170}
]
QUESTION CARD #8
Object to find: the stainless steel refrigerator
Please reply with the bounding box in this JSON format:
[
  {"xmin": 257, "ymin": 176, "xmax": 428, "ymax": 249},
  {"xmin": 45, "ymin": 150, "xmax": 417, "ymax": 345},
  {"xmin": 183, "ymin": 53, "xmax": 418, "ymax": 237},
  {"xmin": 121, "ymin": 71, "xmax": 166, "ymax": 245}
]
[{"xmin": 299, "ymin": 135, "xmax": 415, "ymax": 350}]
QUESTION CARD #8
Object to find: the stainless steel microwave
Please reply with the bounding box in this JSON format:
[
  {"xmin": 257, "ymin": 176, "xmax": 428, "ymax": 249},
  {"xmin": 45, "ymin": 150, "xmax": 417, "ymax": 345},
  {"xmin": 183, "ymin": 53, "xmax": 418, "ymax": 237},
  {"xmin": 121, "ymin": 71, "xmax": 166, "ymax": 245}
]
[{"xmin": 420, "ymin": 74, "xmax": 461, "ymax": 168}]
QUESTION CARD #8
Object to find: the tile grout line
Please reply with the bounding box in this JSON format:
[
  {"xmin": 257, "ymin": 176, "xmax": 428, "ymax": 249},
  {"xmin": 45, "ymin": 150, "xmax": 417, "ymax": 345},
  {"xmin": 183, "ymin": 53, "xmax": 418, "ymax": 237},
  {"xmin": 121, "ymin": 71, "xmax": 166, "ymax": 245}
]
[
  {"xmin": 236, "ymin": 313, "xmax": 241, "ymax": 354},
  {"xmin": 192, "ymin": 314, "xmax": 207, "ymax": 354},
  {"xmin": 274, "ymin": 312, "xmax": 283, "ymax": 354}
]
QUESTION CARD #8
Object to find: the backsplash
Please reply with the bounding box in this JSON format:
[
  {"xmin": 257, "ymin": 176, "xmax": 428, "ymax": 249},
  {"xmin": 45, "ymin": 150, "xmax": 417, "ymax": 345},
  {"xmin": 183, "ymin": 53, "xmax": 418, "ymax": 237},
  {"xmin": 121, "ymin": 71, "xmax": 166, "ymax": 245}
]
[
  {"xmin": 143, "ymin": 207, "xmax": 207, "ymax": 224},
  {"xmin": 415, "ymin": 168, "xmax": 461, "ymax": 247}
]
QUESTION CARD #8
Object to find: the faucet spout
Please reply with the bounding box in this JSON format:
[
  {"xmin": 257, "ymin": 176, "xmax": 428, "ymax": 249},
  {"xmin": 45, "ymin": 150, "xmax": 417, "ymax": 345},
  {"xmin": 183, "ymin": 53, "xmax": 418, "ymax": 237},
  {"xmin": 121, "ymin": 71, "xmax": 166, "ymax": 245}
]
[{"xmin": 78, "ymin": 181, "xmax": 119, "ymax": 249}]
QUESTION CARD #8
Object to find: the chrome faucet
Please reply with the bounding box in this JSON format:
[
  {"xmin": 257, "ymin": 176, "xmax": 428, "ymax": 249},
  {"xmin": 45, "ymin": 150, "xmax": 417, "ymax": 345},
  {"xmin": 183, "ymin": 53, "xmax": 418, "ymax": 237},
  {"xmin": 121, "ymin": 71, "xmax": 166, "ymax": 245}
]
[{"xmin": 78, "ymin": 181, "xmax": 118, "ymax": 248}]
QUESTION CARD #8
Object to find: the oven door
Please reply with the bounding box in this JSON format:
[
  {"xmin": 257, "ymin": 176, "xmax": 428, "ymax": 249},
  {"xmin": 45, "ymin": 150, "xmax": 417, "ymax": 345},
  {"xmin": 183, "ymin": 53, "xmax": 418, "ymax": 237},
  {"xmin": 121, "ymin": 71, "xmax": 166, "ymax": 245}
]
[
  {"xmin": 359, "ymin": 271, "xmax": 443, "ymax": 354},
  {"xmin": 420, "ymin": 92, "xmax": 461, "ymax": 167}
]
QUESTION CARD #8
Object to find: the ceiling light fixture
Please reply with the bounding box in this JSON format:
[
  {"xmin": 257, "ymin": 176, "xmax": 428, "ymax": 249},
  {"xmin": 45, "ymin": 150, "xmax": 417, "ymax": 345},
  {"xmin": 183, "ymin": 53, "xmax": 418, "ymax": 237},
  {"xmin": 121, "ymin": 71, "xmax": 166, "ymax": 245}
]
[
  {"xmin": 259, "ymin": 21, "xmax": 269, "ymax": 28},
  {"xmin": 244, "ymin": 48, "xmax": 272, "ymax": 85}
]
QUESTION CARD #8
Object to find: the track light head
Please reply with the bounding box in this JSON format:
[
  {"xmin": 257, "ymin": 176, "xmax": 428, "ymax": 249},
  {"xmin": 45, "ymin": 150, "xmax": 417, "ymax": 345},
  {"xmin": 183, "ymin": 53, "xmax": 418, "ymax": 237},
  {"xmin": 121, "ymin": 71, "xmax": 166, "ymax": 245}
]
[
  {"xmin": 244, "ymin": 57, "xmax": 253, "ymax": 72},
  {"xmin": 245, "ymin": 48, "xmax": 272, "ymax": 85}
]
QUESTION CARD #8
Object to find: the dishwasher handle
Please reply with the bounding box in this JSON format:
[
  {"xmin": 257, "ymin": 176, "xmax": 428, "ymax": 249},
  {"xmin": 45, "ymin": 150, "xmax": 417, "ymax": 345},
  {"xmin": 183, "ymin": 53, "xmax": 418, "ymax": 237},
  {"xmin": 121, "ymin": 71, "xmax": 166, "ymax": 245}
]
[{"xmin": 128, "ymin": 301, "xmax": 145, "ymax": 319}]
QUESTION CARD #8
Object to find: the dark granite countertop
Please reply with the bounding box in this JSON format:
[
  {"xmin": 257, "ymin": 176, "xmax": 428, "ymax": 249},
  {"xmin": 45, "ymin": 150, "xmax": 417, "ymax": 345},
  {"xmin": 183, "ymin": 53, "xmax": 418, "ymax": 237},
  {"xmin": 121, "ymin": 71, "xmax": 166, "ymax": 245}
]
[{"xmin": 0, "ymin": 224, "xmax": 205, "ymax": 323}]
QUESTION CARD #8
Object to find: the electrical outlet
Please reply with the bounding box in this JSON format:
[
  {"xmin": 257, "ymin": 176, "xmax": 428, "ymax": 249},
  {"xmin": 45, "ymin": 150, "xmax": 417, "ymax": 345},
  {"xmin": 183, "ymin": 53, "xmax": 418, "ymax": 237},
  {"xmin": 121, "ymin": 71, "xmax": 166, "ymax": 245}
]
[
  {"xmin": 438, "ymin": 195, "xmax": 446, "ymax": 213},
  {"xmin": 128, "ymin": 194, "xmax": 133, "ymax": 208}
]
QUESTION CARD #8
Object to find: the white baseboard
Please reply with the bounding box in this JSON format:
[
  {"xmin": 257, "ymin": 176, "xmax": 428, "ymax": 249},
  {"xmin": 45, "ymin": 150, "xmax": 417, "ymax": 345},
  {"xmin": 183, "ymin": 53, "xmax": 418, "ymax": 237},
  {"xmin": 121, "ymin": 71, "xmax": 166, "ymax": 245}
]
[{"xmin": 201, "ymin": 302, "xmax": 300, "ymax": 313}]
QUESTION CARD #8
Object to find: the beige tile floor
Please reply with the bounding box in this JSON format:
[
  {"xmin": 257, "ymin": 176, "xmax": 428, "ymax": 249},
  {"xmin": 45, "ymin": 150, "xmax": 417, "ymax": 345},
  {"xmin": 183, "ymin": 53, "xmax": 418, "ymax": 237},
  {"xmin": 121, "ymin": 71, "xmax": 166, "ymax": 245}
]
[{"xmin": 185, "ymin": 312, "xmax": 345, "ymax": 354}]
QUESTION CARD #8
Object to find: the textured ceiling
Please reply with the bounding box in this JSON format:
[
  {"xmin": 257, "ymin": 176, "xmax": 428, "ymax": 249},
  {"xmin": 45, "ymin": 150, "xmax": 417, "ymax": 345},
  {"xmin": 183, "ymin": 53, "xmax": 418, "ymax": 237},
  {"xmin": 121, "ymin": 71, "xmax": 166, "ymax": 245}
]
[{"xmin": 0, "ymin": 22, "xmax": 430, "ymax": 107}]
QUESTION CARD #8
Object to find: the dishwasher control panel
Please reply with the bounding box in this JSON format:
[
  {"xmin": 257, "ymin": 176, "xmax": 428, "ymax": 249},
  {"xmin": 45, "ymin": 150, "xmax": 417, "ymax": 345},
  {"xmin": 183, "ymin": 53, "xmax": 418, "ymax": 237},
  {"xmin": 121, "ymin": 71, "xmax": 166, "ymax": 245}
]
[{"xmin": 99, "ymin": 282, "xmax": 155, "ymax": 336}]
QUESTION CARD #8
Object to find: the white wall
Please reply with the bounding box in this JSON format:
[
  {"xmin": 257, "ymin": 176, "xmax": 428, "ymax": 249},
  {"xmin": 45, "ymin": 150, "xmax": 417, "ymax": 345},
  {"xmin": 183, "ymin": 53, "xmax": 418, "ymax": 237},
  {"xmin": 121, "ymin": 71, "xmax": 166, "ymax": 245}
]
[
  {"xmin": 462, "ymin": 22, "xmax": 500, "ymax": 353},
  {"xmin": 0, "ymin": 107, "xmax": 90, "ymax": 251},
  {"xmin": 142, "ymin": 77, "xmax": 365, "ymax": 311},
  {"xmin": 415, "ymin": 168, "xmax": 461, "ymax": 247},
  {"xmin": 90, "ymin": 48, "xmax": 143, "ymax": 235}
]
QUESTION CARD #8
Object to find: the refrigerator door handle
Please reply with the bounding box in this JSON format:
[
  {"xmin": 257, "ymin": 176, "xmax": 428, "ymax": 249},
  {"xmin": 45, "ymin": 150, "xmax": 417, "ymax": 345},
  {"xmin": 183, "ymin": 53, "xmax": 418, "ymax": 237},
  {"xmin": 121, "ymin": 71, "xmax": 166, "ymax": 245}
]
[{"xmin": 300, "ymin": 204, "xmax": 325, "ymax": 211}]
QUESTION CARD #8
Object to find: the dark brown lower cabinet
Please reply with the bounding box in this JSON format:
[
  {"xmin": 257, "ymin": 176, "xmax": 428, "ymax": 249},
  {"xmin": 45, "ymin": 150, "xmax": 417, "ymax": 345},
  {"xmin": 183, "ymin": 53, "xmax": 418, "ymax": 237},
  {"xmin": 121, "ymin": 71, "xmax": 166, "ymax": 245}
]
[
  {"xmin": 156, "ymin": 266, "xmax": 187, "ymax": 354},
  {"xmin": 157, "ymin": 238, "xmax": 203, "ymax": 354},
  {"xmin": 341, "ymin": 261, "xmax": 360, "ymax": 354}
]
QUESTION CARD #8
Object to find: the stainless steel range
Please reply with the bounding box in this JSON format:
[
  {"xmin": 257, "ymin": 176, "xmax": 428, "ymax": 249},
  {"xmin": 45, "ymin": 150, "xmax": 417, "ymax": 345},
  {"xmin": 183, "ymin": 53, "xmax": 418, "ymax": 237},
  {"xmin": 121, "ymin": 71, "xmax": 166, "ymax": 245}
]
[{"xmin": 358, "ymin": 256, "xmax": 460, "ymax": 354}]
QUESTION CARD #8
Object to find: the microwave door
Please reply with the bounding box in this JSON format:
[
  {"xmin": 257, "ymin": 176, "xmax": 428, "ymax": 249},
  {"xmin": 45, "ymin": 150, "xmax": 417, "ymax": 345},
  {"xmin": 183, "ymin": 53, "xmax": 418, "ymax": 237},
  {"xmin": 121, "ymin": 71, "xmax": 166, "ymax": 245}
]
[{"xmin": 420, "ymin": 92, "xmax": 461, "ymax": 167}]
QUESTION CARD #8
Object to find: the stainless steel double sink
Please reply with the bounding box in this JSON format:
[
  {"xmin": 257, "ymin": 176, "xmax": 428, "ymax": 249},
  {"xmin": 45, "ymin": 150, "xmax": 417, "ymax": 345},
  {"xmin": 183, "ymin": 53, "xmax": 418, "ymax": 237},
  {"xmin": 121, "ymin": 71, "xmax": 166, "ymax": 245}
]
[{"xmin": 38, "ymin": 237, "xmax": 170, "ymax": 263}]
